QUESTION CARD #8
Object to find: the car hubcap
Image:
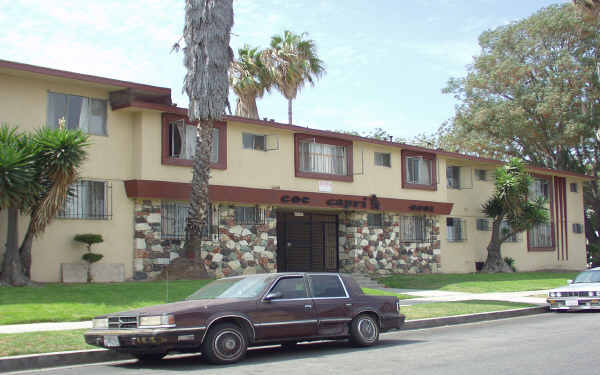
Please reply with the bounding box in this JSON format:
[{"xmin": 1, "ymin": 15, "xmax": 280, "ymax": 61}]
[
  {"xmin": 358, "ymin": 318, "xmax": 377, "ymax": 342},
  {"xmin": 214, "ymin": 330, "xmax": 243, "ymax": 360}
]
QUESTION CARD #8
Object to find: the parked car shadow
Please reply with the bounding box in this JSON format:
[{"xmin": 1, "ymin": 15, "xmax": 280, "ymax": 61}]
[{"xmin": 113, "ymin": 338, "xmax": 424, "ymax": 371}]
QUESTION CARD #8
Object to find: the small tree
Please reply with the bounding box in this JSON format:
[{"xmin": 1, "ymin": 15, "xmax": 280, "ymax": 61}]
[
  {"xmin": 74, "ymin": 233, "xmax": 104, "ymax": 283},
  {"xmin": 481, "ymin": 158, "xmax": 549, "ymax": 273}
]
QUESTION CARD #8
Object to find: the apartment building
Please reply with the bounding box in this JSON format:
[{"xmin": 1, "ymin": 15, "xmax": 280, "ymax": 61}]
[{"xmin": 0, "ymin": 59, "xmax": 591, "ymax": 282}]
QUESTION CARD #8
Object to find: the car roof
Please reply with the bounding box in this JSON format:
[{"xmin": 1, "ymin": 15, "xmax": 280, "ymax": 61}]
[{"xmin": 218, "ymin": 272, "xmax": 342, "ymax": 281}]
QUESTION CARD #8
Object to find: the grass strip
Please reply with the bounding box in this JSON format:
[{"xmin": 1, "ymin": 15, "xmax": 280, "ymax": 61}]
[
  {"xmin": 378, "ymin": 272, "xmax": 578, "ymax": 293},
  {"xmin": 0, "ymin": 329, "xmax": 92, "ymax": 357},
  {"xmin": 402, "ymin": 300, "xmax": 535, "ymax": 320}
]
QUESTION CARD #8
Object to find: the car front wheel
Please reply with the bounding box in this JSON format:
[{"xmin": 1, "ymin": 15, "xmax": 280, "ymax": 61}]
[
  {"xmin": 350, "ymin": 314, "xmax": 379, "ymax": 347},
  {"xmin": 202, "ymin": 323, "xmax": 248, "ymax": 364}
]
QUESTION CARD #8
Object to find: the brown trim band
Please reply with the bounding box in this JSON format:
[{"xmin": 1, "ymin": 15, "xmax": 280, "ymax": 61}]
[
  {"xmin": 124, "ymin": 180, "xmax": 454, "ymax": 215},
  {"xmin": 0, "ymin": 59, "xmax": 171, "ymax": 94}
]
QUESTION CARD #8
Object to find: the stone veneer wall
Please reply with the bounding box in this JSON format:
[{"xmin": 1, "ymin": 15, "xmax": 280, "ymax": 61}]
[
  {"xmin": 133, "ymin": 199, "xmax": 277, "ymax": 280},
  {"xmin": 338, "ymin": 212, "xmax": 441, "ymax": 275}
]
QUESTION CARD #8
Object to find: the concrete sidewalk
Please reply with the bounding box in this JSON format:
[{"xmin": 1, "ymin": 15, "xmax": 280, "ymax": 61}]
[{"xmin": 376, "ymin": 287, "xmax": 549, "ymax": 306}]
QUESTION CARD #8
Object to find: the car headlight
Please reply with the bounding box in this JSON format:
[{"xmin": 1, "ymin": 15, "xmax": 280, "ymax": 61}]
[
  {"xmin": 549, "ymin": 292, "xmax": 555, "ymax": 297},
  {"xmin": 92, "ymin": 318, "xmax": 108, "ymax": 329},
  {"xmin": 139, "ymin": 315, "xmax": 175, "ymax": 327}
]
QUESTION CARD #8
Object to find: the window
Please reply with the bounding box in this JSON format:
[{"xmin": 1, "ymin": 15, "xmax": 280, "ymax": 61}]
[
  {"xmin": 58, "ymin": 180, "xmax": 111, "ymax": 219},
  {"xmin": 476, "ymin": 218, "xmax": 490, "ymax": 231},
  {"xmin": 242, "ymin": 133, "xmax": 266, "ymax": 151},
  {"xmin": 530, "ymin": 178, "xmax": 550, "ymax": 201},
  {"xmin": 406, "ymin": 156, "xmax": 432, "ymax": 185},
  {"xmin": 169, "ymin": 120, "xmax": 219, "ymax": 163},
  {"xmin": 234, "ymin": 206, "xmax": 265, "ymax": 225},
  {"xmin": 367, "ymin": 213, "xmax": 383, "ymax": 227},
  {"xmin": 161, "ymin": 202, "xmax": 212, "ymax": 240},
  {"xmin": 309, "ymin": 275, "xmax": 347, "ymax": 298},
  {"xmin": 500, "ymin": 221, "xmax": 518, "ymax": 242},
  {"xmin": 299, "ymin": 141, "xmax": 348, "ymax": 176},
  {"xmin": 475, "ymin": 169, "xmax": 487, "ymax": 181},
  {"xmin": 573, "ymin": 223, "xmax": 583, "ymax": 234},
  {"xmin": 528, "ymin": 223, "xmax": 553, "ymax": 248},
  {"xmin": 447, "ymin": 166, "xmax": 461, "ymax": 189},
  {"xmin": 162, "ymin": 115, "xmax": 226, "ymax": 169},
  {"xmin": 570, "ymin": 183, "xmax": 578, "ymax": 193},
  {"xmin": 399, "ymin": 216, "xmax": 432, "ymax": 242},
  {"xmin": 374, "ymin": 152, "xmax": 391, "ymax": 167},
  {"xmin": 447, "ymin": 217, "xmax": 466, "ymax": 242},
  {"xmin": 47, "ymin": 92, "xmax": 107, "ymax": 135},
  {"xmin": 270, "ymin": 277, "xmax": 308, "ymax": 299}
]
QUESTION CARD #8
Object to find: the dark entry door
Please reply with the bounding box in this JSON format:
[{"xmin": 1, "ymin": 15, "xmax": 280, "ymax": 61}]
[{"xmin": 278, "ymin": 213, "xmax": 338, "ymax": 272}]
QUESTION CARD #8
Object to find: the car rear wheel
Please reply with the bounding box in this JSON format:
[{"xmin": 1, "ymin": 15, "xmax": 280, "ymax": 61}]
[
  {"xmin": 350, "ymin": 314, "xmax": 379, "ymax": 347},
  {"xmin": 134, "ymin": 352, "xmax": 166, "ymax": 361},
  {"xmin": 202, "ymin": 323, "xmax": 248, "ymax": 364}
]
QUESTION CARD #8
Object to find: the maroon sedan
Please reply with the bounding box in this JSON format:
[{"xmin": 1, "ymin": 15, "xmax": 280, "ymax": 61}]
[{"xmin": 84, "ymin": 273, "xmax": 405, "ymax": 364}]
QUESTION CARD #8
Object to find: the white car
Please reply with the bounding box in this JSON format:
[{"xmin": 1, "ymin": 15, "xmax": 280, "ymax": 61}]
[{"xmin": 547, "ymin": 268, "xmax": 600, "ymax": 311}]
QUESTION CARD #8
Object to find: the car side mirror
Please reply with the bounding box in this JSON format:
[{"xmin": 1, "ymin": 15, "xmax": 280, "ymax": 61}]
[
  {"xmin": 567, "ymin": 279, "xmax": 573, "ymax": 284},
  {"xmin": 264, "ymin": 291, "xmax": 283, "ymax": 302}
]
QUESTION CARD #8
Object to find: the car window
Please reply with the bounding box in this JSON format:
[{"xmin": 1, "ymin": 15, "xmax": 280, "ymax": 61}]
[
  {"xmin": 573, "ymin": 270, "xmax": 600, "ymax": 283},
  {"xmin": 309, "ymin": 275, "xmax": 347, "ymax": 298},
  {"xmin": 270, "ymin": 277, "xmax": 308, "ymax": 299},
  {"xmin": 187, "ymin": 276, "xmax": 272, "ymax": 300}
]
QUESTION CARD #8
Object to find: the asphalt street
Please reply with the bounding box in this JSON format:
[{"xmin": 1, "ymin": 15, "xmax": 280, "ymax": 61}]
[{"xmin": 11, "ymin": 312, "xmax": 599, "ymax": 375}]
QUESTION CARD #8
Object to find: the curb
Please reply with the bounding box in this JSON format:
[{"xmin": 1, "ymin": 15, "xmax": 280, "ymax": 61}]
[
  {"xmin": 0, "ymin": 349, "xmax": 131, "ymax": 373},
  {"xmin": 0, "ymin": 306, "xmax": 548, "ymax": 373},
  {"xmin": 403, "ymin": 306, "xmax": 549, "ymax": 330}
]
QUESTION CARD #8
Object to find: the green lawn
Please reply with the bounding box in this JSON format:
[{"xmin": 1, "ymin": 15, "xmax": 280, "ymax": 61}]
[
  {"xmin": 0, "ymin": 280, "xmax": 212, "ymax": 325},
  {"xmin": 0, "ymin": 300, "xmax": 535, "ymax": 357},
  {"xmin": 378, "ymin": 272, "xmax": 578, "ymax": 293},
  {"xmin": 0, "ymin": 280, "xmax": 409, "ymax": 325},
  {"xmin": 402, "ymin": 300, "xmax": 534, "ymax": 320}
]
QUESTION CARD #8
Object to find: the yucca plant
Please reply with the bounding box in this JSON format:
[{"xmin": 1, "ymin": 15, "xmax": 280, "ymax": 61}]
[
  {"xmin": 481, "ymin": 158, "xmax": 549, "ymax": 273},
  {"xmin": 0, "ymin": 122, "xmax": 89, "ymax": 286}
]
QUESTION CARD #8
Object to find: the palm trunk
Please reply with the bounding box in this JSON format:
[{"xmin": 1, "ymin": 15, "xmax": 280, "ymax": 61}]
[
  {"xmin": 184, "ymin": 120, "xmax": 213, "ymax": 273},
  {"xmin": 18, "ymin": 221, "xmax": 34, "ymax": 278},
  {"xmin": 482, "ymin": 218, "xmax": 513, "ymax": 273},
  {"xmin": 288, "ymin": 98, "xmax": 293, "ymax": 124},
  {"xmin": 235, "ymin": 97, "xmax": 259, "ymax": 119},
  {"xmin": 1, "ymin": 207, "xmax": 30, "ymax": 286}
]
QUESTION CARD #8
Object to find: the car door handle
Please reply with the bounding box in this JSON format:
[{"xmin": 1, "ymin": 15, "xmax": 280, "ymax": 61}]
[
  {"xmin": 345, "ymin": 303, "xmax": 352, "ymax": 307},
  {"xmin": 304, "ymin": 304, "xmax": 312, "ymax": 309}
]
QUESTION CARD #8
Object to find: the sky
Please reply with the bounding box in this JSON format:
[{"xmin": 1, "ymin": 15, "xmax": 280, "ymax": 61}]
[{"xmin": 0, "ymin": 0, "xmax": 570, "ymax": 140}]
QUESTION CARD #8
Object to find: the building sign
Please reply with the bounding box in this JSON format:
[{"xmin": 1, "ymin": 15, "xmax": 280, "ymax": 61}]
[
  {"xmin": 409, "ymin": 205, "xmax": 434, "ymax": 212},
  {"xmin": 280, "ymin": 194, "xmax": 380, "ymax": 210},
  {"xmin": 326, "ymin": 194, "xmax": 380, "ymax": 210}
]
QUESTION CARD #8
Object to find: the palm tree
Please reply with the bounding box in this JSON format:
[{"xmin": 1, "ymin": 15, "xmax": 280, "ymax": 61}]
[
  {"xmin": 181, "ymin": 0, "xmax": 233, "ymax": 271},
  {"xmin": 229, "ymin": 45, "xmax": 272, "ymax": 119},
  {"xmin": 0, "ymin": 123, "xmax": 89, "ymax": 286},
  {"xmin": 264, "ymin": 30, "xmax": 326, "ymax": 124},
  {"xmin": 481, "ymin": 159, "xmax": 549, "ymax": 273}
]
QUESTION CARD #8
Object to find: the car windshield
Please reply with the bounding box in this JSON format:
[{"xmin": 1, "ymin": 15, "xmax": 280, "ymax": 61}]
[
  {"xmin": 186, "ymin": 276, "xmax": 273, "ymax": 300},
  {"xmin": 573, "ymin": 270, "xmax": 600, "ymax": 283}
]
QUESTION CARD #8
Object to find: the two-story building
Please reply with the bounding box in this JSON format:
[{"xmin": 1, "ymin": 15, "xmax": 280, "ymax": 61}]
[{"xmin": 0, "ymin": 59, "xmax": 592, "ymax": 282}]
